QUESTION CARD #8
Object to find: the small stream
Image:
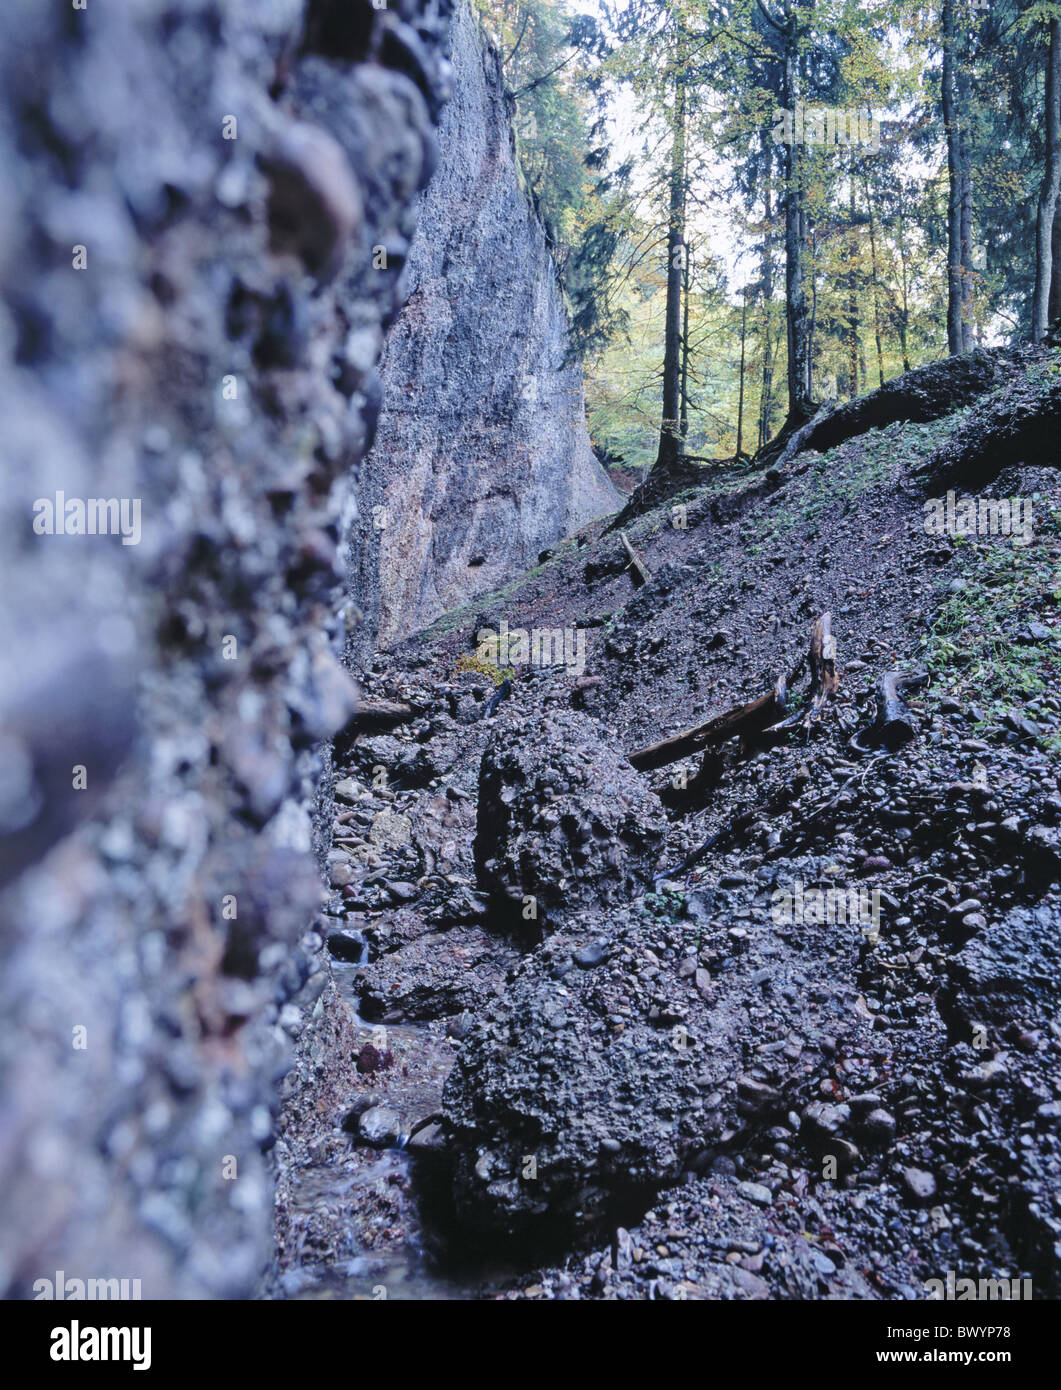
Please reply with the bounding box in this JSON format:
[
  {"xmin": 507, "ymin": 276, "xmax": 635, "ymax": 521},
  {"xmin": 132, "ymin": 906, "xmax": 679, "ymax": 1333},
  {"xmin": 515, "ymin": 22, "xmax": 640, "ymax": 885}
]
[{"xmin": 270, "ymin": 953, "xmax": 527, "ymax": 1300}]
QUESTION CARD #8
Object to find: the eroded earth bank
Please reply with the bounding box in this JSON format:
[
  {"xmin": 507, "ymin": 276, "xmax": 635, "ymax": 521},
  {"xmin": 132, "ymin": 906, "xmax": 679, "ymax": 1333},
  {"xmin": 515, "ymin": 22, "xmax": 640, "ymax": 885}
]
[{"xmin": 266, "ymin": 352, "xmax": 1061, "ymax": 1300}]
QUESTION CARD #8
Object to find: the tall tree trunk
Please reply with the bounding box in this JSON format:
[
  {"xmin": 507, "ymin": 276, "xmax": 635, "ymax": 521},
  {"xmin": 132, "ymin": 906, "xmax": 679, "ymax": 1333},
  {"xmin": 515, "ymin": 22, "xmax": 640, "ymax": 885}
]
[
  {"xmin": 655, "ymin": 60, "xmax": 686, "ymax": 471},
  {"xmin": 897, "ymin": 196, "xmax": 912, "ymax": 373},
  {"xmin": 942, "ymin": 0, "xmax": 965, "ymax": 355},
  {"xmin": 680, "ymin": 231, "xmax": 691, "ymax": 440},
  {"xmin": 1035, "ymin": 18, "xmax": 1061, "ymax": 341},
  {"xmin": 847, "ymin": 178, "xmax": 859, "ymax": 398},
  {"xmin": 865, "ymin": 173, "xmax": 886, "ymax": 386},
  {"xmin": 758, "ymin": 297, "xmax": 769, "ymax": 450},
  {"xmin": 736, "ymin": 288, "xmax": 747, "ymax": 459},
  {"xmin": 1050, "ymin": 198, "xmax": 1061, "ymax": 325},
  {"xmin": 957, "ymin": 64, "xmax": 974, "ymax": 350},
  {"xmin": 759, "ymin": 131, "xmax": 775, "ymax": 450},
  {"xmin": 782, "ymin": 18, "xmax": 812, "ymax": 418},
  {"xmin": 808, "ymin": 222, "xmax": 817, "ymax": 399}
]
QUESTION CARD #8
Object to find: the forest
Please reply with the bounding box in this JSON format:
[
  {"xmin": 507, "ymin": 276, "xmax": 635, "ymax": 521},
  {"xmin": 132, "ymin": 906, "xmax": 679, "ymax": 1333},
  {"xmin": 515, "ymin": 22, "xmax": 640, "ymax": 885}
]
[{"xmin": 477, "ymin": 0, "xmax": 1061, "ymax": 471}]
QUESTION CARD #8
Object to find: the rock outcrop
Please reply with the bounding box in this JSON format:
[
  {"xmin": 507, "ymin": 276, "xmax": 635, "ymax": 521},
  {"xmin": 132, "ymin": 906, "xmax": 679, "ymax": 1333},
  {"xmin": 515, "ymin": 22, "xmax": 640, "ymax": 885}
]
[
  {"xmin": 353, "ymin": 3, "xmax": 619, "ymax": 654},
  {"xmin": 474, "ymin": 706, "xmax": 667, "ymax": 930},
  {"xmin": 442, "ymin": 871, "xmax": 878, "ymax": 1241}
]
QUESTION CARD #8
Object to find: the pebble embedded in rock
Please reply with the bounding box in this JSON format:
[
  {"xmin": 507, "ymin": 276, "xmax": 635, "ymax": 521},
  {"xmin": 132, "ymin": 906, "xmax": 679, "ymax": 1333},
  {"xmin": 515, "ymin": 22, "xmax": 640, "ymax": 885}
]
[
  {"xmin": 861, "ymin": 855, "xmax": 892, "ymax": 872},
  {"xmin": 327, "ymin": 930, "xmax": 367, "ymax": 963},
  {"xmin": 356, "ymin": 1043, "xmax": 393, "ymax": 1075},
  {"xmin": 447, "ymin": 1011, "xmax": 475, "ymax": 1040},
  {"xmin": 358, "ymin": 1105, "xmax": 402, "ymax": 1147},
  {"xmin": 902, "ymin": 1166, "xmax": 937, "ymax": 1202},
  {"xmin": 737, "ymin": 1078, "xmax": 782, "ymax": 1115},
  {"xmin": 861, "ymin": 1108, "xmax": 897, "ymax": 1142},
  {"xmin": 959, "ymin": 1059, "xmax": 1007, "ymax": 1090},
  {"xmin": 387, "ymin": 880, "xmax": 418, "ymax": 902},
  {"xmin": 685, "ymin": 889, "xmax": 716, "ymax": 921},
  {"xmin": 574, "ymin": 942, "xmax": 607, "ymax": 968},
  {"xmin": 408, "ymin": 1122, "xmax": 444, "ymax": 1153},
  {"xmin": 370, "ymin": 809, "xmax": 414, "ymax": 847},
  {"xmin": 737, "ymin": 1181, "xmax": 773, "ymax": 1207}
]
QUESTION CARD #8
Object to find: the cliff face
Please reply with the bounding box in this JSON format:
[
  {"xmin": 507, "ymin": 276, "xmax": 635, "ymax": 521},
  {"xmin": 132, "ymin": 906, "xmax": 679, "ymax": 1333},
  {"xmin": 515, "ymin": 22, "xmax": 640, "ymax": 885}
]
[
  {"xmin": 0, "ymin": 0, "xmax": 453, "ymax": 1299},
  {"xmin": 355, "ymin": 3, "xmax": 619, "ymax": 653}
]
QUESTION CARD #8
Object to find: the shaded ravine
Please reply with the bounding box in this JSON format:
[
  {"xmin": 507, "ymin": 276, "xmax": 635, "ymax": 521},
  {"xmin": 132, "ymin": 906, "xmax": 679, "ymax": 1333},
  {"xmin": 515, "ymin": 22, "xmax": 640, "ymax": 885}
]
[
  {"xmin": 269, "ymin": 967, "xmax": 465, "ymax": 1301},
  {"xmin": 265, "ymin": 935, "xmax": 548, "ymax": 1299}
]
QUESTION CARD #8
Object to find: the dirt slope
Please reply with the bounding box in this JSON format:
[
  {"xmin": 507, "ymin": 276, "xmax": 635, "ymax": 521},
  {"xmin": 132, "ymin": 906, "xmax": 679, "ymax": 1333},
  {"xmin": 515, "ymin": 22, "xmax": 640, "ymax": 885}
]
[{"xmin": 268, "ymin": 350, "xmax": 1061, "ymax": 1300}]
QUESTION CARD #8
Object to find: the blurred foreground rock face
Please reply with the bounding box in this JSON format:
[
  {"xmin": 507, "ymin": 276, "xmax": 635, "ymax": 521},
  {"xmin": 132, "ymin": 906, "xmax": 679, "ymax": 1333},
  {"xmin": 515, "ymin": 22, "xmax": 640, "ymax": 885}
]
[
  {"xmin": 352, "ymin": 3, "xmax": 620, "ymax": 656},
  {"xmin": 0, "ymin": 0, "xmax": 453, "ymax": 1298}
]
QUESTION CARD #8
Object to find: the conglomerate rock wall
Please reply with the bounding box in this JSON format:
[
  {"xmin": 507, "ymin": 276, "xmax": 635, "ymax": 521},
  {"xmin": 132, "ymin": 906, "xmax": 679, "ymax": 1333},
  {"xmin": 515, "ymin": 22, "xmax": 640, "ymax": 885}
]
[{"xmin": 0, "ymin": 0, "xmax": 455, "ymax": 1299}]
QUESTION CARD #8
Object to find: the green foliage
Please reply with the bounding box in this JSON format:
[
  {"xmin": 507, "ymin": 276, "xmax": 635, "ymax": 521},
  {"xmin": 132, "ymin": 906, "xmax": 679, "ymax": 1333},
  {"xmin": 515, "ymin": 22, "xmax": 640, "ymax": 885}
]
[
  {"xmin": 640, "ymin": 887, "xmax": 686, "ymax": 923},
  {"xmin": 476, "ymin": 1, "xmax": 1061, "ymax": 470},
  {"xmin": 923, "ymin": 498, "xmax": 1061, "ymax": 752},
  {"xmin": 451, "ymin": 652, "xmax": 516, "ymax": 686}
]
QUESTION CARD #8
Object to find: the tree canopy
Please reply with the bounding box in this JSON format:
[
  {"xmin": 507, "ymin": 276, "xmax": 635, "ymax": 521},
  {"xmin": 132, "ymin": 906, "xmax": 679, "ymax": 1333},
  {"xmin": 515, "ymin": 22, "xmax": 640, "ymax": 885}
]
[{"xmin": 476, "ymin": 0, "xmax": 1061, "ymax": 477}]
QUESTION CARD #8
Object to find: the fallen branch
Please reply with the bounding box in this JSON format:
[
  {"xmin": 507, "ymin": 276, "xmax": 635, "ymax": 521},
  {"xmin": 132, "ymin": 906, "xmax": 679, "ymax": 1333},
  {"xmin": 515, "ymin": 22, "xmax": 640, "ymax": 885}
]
[
  {"xmin": 482, "ymin": 678, "xmax": 512, "ymax": 720},
  {"xmin": 658, "ymin": 672, "xmax": 792, "ymax": 803},
  {"xmin": 344, "ymin": 699, "xmax": 415, "ymax": 732},
  {"xmin": 850, "ymin": 669, "xmax": 929, "ymax": 753},
  {"xmin": 629, "ymin": 683, "xmax": 789, "ymax": 773},
  {"xmin": 766, "ymin": 613, "xmax": 838, "ymax": 733},
  {"xmin": 652, "ymin": 810, "xmax": 758, "ymax": 887},
  {"xmin": 629, "ymin": 615, "xmax": 833, "ymax": 779},
  {"xmin": 619, "ymin": 530, "xmax": 652, "ymax": 588}
]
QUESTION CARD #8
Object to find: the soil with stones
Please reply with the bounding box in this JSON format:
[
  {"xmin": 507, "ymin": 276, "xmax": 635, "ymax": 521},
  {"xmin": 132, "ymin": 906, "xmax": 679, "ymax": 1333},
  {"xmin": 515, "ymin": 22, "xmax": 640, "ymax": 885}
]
[{"xmin": 265, "ymin": 349, "xmax": 1061, "ymax": 1299}]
